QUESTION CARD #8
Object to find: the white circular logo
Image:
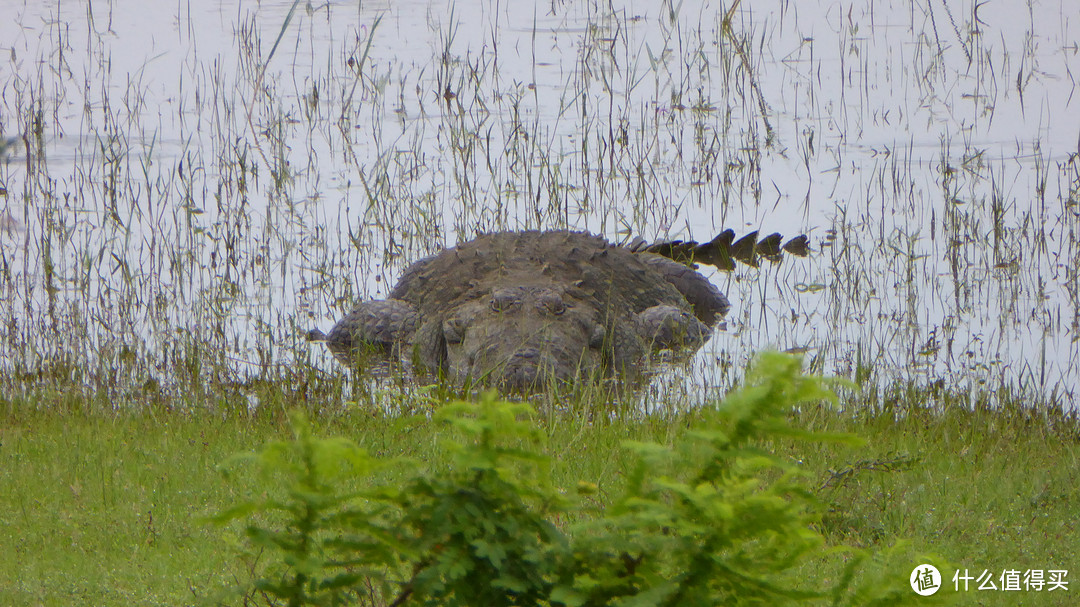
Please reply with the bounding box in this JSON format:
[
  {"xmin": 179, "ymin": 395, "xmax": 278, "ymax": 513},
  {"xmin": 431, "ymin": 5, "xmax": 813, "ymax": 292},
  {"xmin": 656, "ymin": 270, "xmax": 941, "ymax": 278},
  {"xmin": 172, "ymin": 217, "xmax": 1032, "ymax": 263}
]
[{"xmin": 910, "ymin": 564, "xmax": 942, "ymax": 596}]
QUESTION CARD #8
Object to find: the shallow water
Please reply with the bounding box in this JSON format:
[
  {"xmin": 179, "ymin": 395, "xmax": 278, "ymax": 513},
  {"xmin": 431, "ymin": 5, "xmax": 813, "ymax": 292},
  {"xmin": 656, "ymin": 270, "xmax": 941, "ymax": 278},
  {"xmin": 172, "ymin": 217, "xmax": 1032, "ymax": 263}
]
[{"xmin": 0, "ymin": 0, "xmax": 1077, "ymax": 408}]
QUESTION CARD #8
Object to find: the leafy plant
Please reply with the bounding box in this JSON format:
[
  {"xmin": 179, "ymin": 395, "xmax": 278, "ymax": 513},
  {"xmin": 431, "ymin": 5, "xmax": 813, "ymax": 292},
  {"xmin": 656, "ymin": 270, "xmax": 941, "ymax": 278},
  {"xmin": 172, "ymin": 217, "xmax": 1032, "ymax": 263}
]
[
  {"xmin": 211, "ymin": 353, "xmax": 948, "ymax": 606},
  {"xmin": 213, "ymin": 413, "xmax": 407, "ymax": 606}
]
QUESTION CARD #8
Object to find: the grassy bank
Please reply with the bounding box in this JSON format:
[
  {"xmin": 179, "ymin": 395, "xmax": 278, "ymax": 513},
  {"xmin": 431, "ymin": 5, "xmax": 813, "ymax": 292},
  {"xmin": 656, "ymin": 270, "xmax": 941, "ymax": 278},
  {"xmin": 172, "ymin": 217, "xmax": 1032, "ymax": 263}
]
[
  {"xmin": 2, "ymin": 384, "xmax": 1077, "ymax": 606},
  {"xmin": 795, "ymin": 398, "xmax": 1080, "ymax": 605}
]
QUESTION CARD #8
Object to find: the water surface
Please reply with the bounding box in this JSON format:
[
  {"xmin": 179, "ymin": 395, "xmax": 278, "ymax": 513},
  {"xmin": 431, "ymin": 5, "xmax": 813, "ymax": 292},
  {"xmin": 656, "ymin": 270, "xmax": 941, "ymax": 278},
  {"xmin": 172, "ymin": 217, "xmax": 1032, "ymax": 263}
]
[{"xmin": 1, "ymin": 0, "xmax": 1077, "ymax": 408}]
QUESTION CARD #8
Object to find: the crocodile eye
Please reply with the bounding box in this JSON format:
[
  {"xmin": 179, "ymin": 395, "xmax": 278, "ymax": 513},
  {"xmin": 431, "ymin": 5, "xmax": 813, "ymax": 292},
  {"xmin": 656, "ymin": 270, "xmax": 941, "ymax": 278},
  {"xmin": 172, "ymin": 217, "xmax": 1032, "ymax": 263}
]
[
  {"xmin": 490, "ymin": 288, "xmax": 522, "ymax": 312},
  {"xmin": 537, "ymin": 291, "xmax": 567, "ymax": 315}
]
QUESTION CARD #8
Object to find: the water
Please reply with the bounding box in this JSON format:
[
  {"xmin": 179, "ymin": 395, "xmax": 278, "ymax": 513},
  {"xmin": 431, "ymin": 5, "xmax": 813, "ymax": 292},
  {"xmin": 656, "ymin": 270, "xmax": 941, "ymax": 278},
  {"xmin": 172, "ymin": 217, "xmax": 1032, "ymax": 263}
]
[{"xmin": 0, "ymin": 0, "xmax": 1077, "ymax": 408}]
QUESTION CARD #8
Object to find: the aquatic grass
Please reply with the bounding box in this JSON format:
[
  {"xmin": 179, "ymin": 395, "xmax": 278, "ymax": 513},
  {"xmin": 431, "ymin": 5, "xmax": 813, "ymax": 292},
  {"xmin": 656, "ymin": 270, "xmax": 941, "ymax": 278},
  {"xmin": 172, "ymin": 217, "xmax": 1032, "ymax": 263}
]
[{"xmin": 1, "ymin": 0, "xmax": 1078, "ymax": 414}]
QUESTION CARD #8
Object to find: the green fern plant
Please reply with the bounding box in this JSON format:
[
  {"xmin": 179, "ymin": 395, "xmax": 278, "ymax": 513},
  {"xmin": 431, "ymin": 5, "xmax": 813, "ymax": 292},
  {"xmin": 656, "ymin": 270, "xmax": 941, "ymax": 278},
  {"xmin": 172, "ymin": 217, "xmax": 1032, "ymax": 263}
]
[
  {"xmin": 210, "ymin": 353, "xmax": 949, "ymax": 606},
  {"xmin": 212, "ymin": 412, "xmax": 408, "ymax": 606}
]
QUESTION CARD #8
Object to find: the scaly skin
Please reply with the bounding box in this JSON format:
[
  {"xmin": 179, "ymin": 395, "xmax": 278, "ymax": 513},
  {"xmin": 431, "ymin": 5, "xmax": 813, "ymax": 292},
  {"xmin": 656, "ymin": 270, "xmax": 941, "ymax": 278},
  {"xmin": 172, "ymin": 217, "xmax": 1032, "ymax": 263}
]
[{"xmin": 312, "ymin": 230, "xmax": 731, "ymax": 392}]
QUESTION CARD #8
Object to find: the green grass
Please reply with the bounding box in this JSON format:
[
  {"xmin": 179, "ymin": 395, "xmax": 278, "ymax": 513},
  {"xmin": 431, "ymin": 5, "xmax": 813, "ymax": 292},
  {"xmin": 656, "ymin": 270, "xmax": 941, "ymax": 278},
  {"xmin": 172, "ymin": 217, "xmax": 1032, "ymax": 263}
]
[
  {"xmin": 2, "ymin": 385, "xmax": 1077, "ymax": 606},
  {"xmin": 795, "ymin": 398, "xmax": 1080, "ymax": 604},
  {"xmin": 1, "ymin": 398, "xmax": 267, "ymax": 605}
]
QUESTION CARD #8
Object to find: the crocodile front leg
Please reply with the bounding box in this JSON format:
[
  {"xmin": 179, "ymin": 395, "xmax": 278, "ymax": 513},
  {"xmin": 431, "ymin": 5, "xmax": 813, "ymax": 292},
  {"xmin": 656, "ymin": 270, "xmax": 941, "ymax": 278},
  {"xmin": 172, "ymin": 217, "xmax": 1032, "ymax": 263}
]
[
  {"xmin": 636, "ymin": 304, "xmax": 711, "ymax": 352},
  {"xmin": 310, "ymin": 299, "xmax": 420, "ymax": 367}
]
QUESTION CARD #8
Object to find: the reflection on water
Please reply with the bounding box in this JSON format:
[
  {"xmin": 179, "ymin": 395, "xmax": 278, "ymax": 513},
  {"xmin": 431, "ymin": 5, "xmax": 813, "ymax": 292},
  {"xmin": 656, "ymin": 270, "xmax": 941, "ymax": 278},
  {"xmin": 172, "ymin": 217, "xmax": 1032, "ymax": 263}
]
[{"xmin": 0, "ymin": 0, "xmax": 1077, "ymax": 408}]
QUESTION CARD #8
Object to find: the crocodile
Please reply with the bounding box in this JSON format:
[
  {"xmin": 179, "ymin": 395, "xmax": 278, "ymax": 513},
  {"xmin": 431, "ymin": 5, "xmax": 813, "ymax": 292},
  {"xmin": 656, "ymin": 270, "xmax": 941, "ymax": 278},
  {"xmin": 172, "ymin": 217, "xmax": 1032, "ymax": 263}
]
[{"xmin": 308, "ymin": 229, "xmax": 806, "ymax": 392}]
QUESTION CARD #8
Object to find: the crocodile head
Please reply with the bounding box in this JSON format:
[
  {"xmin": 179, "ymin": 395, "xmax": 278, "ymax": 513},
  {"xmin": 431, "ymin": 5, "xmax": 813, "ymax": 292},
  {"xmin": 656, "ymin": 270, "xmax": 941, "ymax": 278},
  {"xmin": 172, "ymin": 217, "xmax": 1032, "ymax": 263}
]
[{"xmin": 438, "ymin": 285, "xmax": 611, "ymax": 392}]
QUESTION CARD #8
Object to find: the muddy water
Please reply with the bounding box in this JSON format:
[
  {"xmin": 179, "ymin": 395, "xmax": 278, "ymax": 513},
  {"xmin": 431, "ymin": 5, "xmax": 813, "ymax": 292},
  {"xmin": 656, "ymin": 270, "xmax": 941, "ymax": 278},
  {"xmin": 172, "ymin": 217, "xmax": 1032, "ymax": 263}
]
[{"xmin": 0, "ymin": 0, "xmax": 1077, "ymax": 407}]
